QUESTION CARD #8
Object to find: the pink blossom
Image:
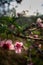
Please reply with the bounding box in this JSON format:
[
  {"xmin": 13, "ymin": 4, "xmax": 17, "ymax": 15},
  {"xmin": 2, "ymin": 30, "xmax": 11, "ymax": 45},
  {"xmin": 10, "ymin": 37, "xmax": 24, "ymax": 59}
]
[
  {"xmin": 14, "ymin": 42, "xmax": 23, "ymax": 53},
  {"xmin": 39, "ymin": 23, "xmax": 43, "ymax": 28},
  {"xmin": 38, "ymin": 44, "xmax": 42, "ymax": 49},
  {"xmin": 5, "ymin": 40, "xmax": 14, "ymax": 50},
  {"xmin": 36, "ymin": 18, "xmax": 42, "ymax": 23},
  {"xmin": 36, "ymin": 18, "xmax": 43, "ymax": 28},
  {"xmin": 9, "ymin": 44, "xmax": 14, "ymax": 50},
  {"xmin": 33, "ymin": 35, "xmax": 38, "ymax": 38},
  {"xmin": 3, "ymin": 43, "xmax": 10, "ymax": 49},
  {"xmin": 0, "ymin": 40, "xmax": 14, "ymax": 50},
  {"xmin": 27, "ymin": 63, "xmax": 33, "ymax": 65},
  {"xmin": 0, "ymin": 39, "xmax": 14, "ymax": 50},
  {"xmin": 37, "ymin": 22, "xmax": 43, "ymax": 28},
  {"xmin": 6, "ymin": 40, "xmax": 12, "ymax": 45},
  {"xmin": 0, "ymin": 40, "xmax": 6, "ymax": 47},
  {"xmin": 41, "ymin": 24, "xmax": 43, "ymax": 28}
]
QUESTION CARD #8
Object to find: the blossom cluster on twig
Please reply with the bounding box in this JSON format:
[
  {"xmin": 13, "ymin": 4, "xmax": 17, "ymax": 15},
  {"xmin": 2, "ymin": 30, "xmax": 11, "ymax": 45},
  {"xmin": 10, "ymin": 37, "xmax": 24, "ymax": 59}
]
[
  {"xmin": 0, "ymin": 39, "xmax": 23, "ymax": 54},
  {"xmin": 36, "ymin": 18, "xmax": 43, "ymax": 28}
]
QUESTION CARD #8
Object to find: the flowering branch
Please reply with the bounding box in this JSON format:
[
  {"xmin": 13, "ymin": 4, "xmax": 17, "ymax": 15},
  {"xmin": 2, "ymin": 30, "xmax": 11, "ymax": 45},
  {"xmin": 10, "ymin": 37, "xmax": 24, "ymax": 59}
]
[{"xmin": 9, "ymin": 29, "xmax": 43, "ymax": 41}]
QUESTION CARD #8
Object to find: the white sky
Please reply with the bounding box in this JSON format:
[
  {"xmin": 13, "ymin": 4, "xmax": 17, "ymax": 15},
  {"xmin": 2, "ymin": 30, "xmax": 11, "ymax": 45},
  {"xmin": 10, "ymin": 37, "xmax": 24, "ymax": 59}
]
[{"xmin": 7, "ymin": 0, "xmax": 43, "ymax": 15}]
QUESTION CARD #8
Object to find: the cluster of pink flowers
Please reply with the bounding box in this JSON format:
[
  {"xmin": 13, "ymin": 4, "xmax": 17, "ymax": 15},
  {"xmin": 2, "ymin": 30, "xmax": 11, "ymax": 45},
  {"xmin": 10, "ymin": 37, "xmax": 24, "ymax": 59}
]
[
  {"xmin": 36, "ymin": 18, "xmax": 43, "ymax": 28},
  {"xmin": 0, "ymin": 40, "xmax": 23, "ymax": 54},
  {"xmin": 0, "ymin": 40, "xmax": 14, "ymax": 50}
]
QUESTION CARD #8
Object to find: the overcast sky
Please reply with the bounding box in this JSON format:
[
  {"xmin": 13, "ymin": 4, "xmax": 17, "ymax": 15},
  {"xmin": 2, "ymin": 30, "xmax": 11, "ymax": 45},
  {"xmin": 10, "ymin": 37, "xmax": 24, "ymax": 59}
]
[
  {"xmin": 0, "ymin": 0, "xmax": 43, "ymax": 15},
  {"xmin": 11, "ymin": 0, "xmax": 43, "ymax": 15}
]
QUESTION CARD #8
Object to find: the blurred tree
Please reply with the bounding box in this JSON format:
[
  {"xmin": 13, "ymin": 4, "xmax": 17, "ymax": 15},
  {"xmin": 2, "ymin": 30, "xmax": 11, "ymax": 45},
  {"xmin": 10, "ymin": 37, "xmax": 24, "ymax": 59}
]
[
  {"xmin": 16, "ymin": 0, "xmax": 22, "ymax": 3},
  {"xmin": 10, "ymin": 7, "xmax": 16, "ymax": 17},
  {"xmin": 0, "ymin": 0, "xmax": 22, "ymax": 16}
]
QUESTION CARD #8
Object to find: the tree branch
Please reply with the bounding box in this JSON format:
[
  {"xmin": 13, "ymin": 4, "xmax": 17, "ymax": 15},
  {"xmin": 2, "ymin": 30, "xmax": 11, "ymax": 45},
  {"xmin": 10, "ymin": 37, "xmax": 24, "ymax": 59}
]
[{"xmin": 9, "ymin": 30, "xmax": 43, "ymax": 41}]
